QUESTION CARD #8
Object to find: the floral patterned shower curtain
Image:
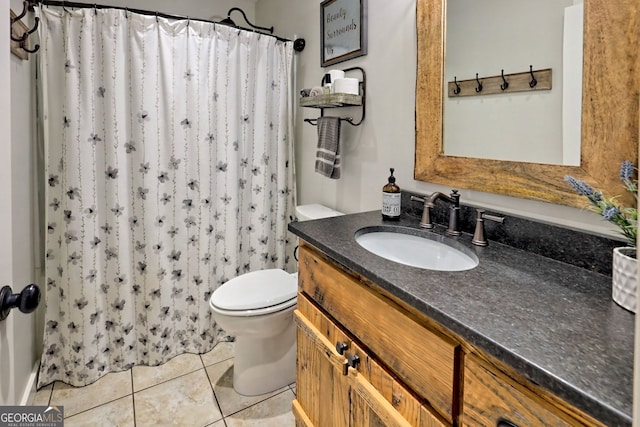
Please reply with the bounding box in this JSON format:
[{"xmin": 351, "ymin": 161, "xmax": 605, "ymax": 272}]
[{"xmin": 36, "ymin": 6, "xmax": 296, "ymax": 388}]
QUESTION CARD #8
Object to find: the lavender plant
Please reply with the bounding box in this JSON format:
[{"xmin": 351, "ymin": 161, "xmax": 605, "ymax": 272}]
[{"xmin": 565, "ymin": 160, "xmax": 637, "ymax": 247}]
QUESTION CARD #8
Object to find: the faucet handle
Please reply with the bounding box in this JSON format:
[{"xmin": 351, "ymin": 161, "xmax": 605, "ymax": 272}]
[
  {"xmin": 471, "ymin": 209, "xmax": 504, "ymax": 246},
  {"xmin": 410, "ymin": 195, "xmax": 433, "ymax": 229}
]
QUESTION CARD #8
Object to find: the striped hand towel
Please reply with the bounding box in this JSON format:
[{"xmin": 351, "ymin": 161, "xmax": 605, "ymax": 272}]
[{"xmin": 314, "ymin": 116, "xmax": 341, "ymax": 179}]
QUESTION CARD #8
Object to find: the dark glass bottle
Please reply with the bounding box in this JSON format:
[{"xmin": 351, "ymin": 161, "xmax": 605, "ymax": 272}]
[{"xmin": 382, "ymin": 168, "xmax": 401, "ymax": 221}]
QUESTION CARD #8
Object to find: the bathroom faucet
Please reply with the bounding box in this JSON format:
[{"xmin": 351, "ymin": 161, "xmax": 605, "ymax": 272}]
[
  {"xmin": 427, "ymin": 190, "xmax": 461, "ymax": 236},
  {"xmin": 411, "ymin": 190, "xmax": 461, "ymax": 235}
]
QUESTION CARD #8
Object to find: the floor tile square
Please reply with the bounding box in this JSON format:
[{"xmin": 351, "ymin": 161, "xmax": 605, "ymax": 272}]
[
  {"xmin": 205, "ymin": 359, "xmax": 288, "ymax": 417},
  {"xmin": 201, "ymin": 341, "xmax": 235, "ymax": 367},
  {"xmin": 33, "ymin": 384, "xmax": 53, "ymax": 406},
  {"xmin": 132, "ymin": 352, "xmax": 203, "ymax": 392},
  {"xmin": 50, "ymin": 370, "xmax": 132, "ymax": 418},
  {"xmin": 134, "ymin": 369, "xmax": 222, "ymax": 427},
  {"xmin": 225, "ymin": 389, "xmax": 296, "ymax": 427},
  {"xmin": 64, "ymin": 395, "xmax": 134, "ymax": 427}
]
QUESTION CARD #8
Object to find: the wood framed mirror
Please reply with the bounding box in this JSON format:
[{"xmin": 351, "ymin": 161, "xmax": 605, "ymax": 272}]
[{"xmin": 415, "ymin": 0, "xmax": 639, "ymax": 208}]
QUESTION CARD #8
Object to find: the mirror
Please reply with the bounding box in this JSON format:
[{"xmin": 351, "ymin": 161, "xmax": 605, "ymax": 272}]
[
  {"xmin": 443, "ymin": 0, "xmax": 581, "ymax": 166},
  {"xmin": 415, "ymin": 0, "xmax": 639, "ymax": 208}
]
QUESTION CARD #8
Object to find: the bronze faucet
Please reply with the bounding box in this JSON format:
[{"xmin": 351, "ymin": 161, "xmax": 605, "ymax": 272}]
[{"xmin": 411, "ymin": 190, "xmax": 461, "ymax": 236}]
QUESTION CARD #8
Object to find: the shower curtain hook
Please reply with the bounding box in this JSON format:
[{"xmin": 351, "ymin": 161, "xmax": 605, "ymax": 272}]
[
  {"xmin": 155, "ymin": 11, "xmax": 159, "ymax": 23},
  {"xmin": 125, "ymin": 7, "xmax": 128, "ymax": 18},
  {"xmin": 93, "ymin": 4, "xmax": 97, "ymax": 15}
]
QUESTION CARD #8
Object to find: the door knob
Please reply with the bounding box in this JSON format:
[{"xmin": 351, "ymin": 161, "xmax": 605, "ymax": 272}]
[{"xmin": 0, "ymin": 284, "xmax": 41, "ymax": 321}]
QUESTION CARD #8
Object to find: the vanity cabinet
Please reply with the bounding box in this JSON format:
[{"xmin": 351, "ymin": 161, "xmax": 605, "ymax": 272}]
[
  {"xmin": 294, "ymin": 243, "xmax": 454, "ymax": 426},
  {"xmin": 293, "ymin": 241, "xmax": 607, "ymax": 427}
]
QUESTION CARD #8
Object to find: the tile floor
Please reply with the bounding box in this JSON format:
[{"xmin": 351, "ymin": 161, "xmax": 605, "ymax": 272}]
[{"xmin": 33, "ymin": 342, "xmax": 296, "ymax": 427}]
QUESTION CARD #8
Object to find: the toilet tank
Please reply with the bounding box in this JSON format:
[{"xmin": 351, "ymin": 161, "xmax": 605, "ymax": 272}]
[{"xmin": 295, "ymin": 204, "xmax": 343, "ymax": 222}]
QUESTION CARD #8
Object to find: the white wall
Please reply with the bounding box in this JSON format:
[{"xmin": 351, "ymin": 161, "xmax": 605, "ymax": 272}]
[{"xmin": 257, "ymin": 0, "xmax": 615, "ymax": 238}]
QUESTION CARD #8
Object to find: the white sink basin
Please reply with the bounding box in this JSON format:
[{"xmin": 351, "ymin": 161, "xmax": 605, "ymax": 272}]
[{"xmin": 355, "ymin": 227, "xmax": 479, "ymax": 271}]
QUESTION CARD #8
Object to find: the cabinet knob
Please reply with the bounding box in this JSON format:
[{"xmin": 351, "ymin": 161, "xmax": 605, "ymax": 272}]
[
  {"xmin": 335, "ymin": 341, "xmax": 349, "ymax": 355},
  {"xmin": 347, "ymin": 353, "xmax": 361, "ymax": 369},
  {"xmin": 497, "ymin": 419, "xmax": 519, "ymax": 427}
]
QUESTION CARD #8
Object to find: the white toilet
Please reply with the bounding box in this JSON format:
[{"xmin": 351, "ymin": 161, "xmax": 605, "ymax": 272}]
[{"xmin": 209, "ymin": 204, "xmax": 343, "ymax": 396}]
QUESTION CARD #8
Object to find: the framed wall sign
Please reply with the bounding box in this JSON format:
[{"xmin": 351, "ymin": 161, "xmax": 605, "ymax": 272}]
[{"xmin": 320, "ymin": 0, "xmax": 368, "ymax": 67}]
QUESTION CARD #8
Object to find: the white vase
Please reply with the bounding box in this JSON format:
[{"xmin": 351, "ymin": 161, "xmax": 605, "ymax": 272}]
[{"xmin": 612, "ymin": 247, "xmax": 637, "ymax": 313}]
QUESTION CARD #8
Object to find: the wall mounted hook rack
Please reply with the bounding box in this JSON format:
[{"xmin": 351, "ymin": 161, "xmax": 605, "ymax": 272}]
[
  {"xmin": 448, "ymin": 66, "xmax": 551, "ymax": 97},
  {"xmin": 11, "ymin": 1, "xmax": 40, "ymax": 59}
]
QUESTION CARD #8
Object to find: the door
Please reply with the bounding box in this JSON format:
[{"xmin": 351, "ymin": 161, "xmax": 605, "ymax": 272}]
[{"xmin": 1, "ymin": 1, "xmax": 41, "ymax": 406}]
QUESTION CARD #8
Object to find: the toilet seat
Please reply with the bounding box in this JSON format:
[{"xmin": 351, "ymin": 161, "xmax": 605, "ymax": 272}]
[{"xmin": 210, "ymin": 269, "xmax": 297, "ymax": 317}]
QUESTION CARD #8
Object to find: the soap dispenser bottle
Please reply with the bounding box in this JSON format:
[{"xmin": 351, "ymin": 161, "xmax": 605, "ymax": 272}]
[{"xmin": 382, "ymin": 168, "xmax": 401, "ymax": 221}]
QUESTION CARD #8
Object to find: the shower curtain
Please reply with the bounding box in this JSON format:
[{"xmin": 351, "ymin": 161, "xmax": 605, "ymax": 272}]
[{"xmin": 37, "ymin": 7, "xmax": 296, "ymax": 388}]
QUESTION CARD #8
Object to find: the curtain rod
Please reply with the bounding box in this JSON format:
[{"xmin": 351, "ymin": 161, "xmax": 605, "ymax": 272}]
[{"xmin": 29, "ymin": 0, "xmax": 304, "ymax": 48}]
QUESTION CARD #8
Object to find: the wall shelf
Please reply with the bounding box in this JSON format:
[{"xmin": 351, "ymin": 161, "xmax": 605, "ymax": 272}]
[
  {"xmin": 300, "ymin": 93, "xmax": 362, "ymax": 108},
  {"xmin": 301, "ymin": 66, "xmax": 366, "ymax": 126}
]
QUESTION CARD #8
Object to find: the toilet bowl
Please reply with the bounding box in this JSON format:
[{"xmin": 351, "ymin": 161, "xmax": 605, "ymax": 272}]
[{"xmin": 209, "ymin": 204, "xmax": 343, "ymax": 396}]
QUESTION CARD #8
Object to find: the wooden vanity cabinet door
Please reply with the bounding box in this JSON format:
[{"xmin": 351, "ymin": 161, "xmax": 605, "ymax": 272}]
[
  {"xmin": 297, "ymin": 292, "xmax": 448, "ymax": 427},
  {"xmin": 293, "ymin": 305, "xmax": 350, "ymax": 427},
  {"xmin": 461, "ymin": 355, "xmax": 586, "ymax": 427},
  {"xmin": 349, "ymin": 340, "xmax": 448, "ymax": 427},
  {"xmin": 298, "ymin": 244, "xmax": 458, "ymax": 423}
]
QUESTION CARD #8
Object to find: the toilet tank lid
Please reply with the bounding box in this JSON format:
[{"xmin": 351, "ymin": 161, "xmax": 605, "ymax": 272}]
[
  {"xmin": 296, "ymin": 204, "xmax": 344, "ymax": 221},
  {"xmin": 210, "ymin": 269, "xmax": 297, "ymax": 311}
]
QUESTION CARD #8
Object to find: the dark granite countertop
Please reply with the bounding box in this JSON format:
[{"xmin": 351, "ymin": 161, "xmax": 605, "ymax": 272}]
[{"xmin": 289, "ymin": 210, "xmax": 634, "ymax": 426}]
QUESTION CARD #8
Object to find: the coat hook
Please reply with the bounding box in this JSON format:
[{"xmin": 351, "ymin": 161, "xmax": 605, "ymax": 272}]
[
  {"xmin": 11, "ymin": 1, "xmax": 28, "ymax": 25},
  {"xmin": 500, "ymin": 69, "xmax": 509, "ymax": 90},
  {"xmin": 529, "ymin": 65, "xmax": 538, "ymax": 88},
  {"xmin": 453, "ymin": 76, "xmax": 461, "ymax": 95},
  {"xmin": 475, "ymin": 73, "xmax": 483, "ymax": 93}
]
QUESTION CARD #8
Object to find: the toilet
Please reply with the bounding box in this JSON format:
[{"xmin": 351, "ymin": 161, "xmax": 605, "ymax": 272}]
[{"xmin": 209, "ymin": 204, "xmax": 343, "ymax": 396}]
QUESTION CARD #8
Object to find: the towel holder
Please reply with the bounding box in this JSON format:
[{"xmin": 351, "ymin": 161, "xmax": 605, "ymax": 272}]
[{"xmin": 304, "ymin": 117, "xmax": 356, "ymax": 126}]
